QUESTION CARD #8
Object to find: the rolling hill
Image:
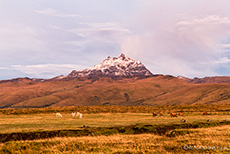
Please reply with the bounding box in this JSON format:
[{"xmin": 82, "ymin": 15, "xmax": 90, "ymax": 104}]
[{"xmin": 0, "ymin": 75, "xmax": 230, "ymax": 108}]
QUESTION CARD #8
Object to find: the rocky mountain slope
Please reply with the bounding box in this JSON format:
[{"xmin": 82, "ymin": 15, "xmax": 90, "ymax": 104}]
[{"xmin": 67, "ymin": 53, "xmax": 153, "ymax": 79}]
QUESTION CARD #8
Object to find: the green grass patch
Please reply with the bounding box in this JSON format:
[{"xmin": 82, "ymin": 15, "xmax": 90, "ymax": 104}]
[{"xmin": 0, "ymin": 121, "xmax": 229, "ymax": 143}]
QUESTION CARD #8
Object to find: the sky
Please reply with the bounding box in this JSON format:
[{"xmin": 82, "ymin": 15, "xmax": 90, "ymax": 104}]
[{"xmin": 0, "ymin": 0, "xmax": 230, "ymax": 80}]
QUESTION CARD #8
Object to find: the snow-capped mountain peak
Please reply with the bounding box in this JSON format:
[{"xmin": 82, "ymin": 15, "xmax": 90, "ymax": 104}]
[
  {"xmin": 67, "ymin": 53, "xmax": 153, "ymax": 78},
  {"xmin": 86, "ymin": 53, "xmax": 142, "ymax": 71}
]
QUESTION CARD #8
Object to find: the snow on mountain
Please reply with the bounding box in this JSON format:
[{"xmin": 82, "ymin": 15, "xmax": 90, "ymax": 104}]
[
  {"xmin": 177, "ymin": 75, "xmax": 192, "ymax": 82},
  {"xmin": 67, "ymin": 53, "xmax": 153, "ymax": 78}
]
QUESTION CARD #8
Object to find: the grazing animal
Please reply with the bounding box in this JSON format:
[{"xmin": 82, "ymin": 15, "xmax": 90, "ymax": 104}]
[
  {"xmin": 83, "ymin": 125, "xmax": 90, "ymax": 128},
  {"xmin": 203, "ymin": 112, "xmax": 209, "ymax": 116},
  {"xmin": 152, "ymin": 112, "xmax": 158, "ymax": 117},
  {"xmin": 180, "ymin": 119, "xmax": 186, "ymax": 123},
  {"xmin": 207, "ymin": 119, "xmax": 211, "ymax": 122},
  {"xmin": 159, "ymin": 113, "xmax": 163, "ymax": 117},
  {"xmin": 178, "ymin": 112, "xmax": 184, "ymax": 117},
  {"xmin": 56, "ymin": 112, "xmax": 63, "ymax": 117},
  {"xmin": 170, "ymin": 113, "xmax": 177, "ymax": 117},
  {"xmin": 71, "ymin": 112, "xmax": 76, "ymax": 117},
  {"xmin": 76, "ymin": 112, "xmax": 83, "ymax": 119}
]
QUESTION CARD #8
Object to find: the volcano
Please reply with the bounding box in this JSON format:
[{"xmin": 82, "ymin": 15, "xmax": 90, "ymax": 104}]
[{"xmin": 66, "ymin": 53, "xmax": 153, "ymax": 79}]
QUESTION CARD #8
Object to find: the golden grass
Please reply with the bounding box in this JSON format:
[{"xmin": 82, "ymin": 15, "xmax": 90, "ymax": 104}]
[
  {"xmin": 1, "ymin": 125, "xmax": 229, "ymax": 153},
  {"xmin": 1, "ymin": 104, "xmax": 230, "ymax": 115},
  {"xmin": 0, "ymin": 105, "xmax": 229, "ymax": 153},
  {"xmin": 0, "ymin": 113, "xmax": 229, "ymax": 134}
]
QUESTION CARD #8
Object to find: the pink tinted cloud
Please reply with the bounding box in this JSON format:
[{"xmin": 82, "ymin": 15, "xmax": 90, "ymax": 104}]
[{"xmin": 120, "ymin": 1, "xmax": 230, "ymax": 77}]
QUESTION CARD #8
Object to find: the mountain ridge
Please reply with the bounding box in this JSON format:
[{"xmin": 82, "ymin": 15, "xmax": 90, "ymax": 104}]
[
  {"xmin": 1, "ymin": 54, "xmax": 230, "ymax": 84},
  {"xmin": 2, "ymin": 74, "xmax": 230, "ymax": 108},
  {"xmin": 66, "ymin": 53, "xmax": 153, "ymax": 79},
  {"xmin": 1, "ymin": 53, "xmax": 230, "ymax": 108},
  {"xmin": 177, "ymin": 75, "xmax": 230, "ymax": 84},
  {"xmin": 0, "ymin": 53, "xmax": 153, "ymax": 83}
]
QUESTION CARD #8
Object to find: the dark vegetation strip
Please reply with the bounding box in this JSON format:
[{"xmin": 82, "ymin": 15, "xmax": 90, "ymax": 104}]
[
  {"xmin": 0, "ymin": 121, "xmax": 229, "ymax": 143},
  {"xmin": 1, "ymin": 104, "xmax": 230, "ymax": 115}
]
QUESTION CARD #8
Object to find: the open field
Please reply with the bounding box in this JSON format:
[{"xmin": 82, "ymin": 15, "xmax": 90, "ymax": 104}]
[
  {"xmin": 0, "ymin": 113, "xmax": 229, "ymax": 134},
  {"xmin": 0, "ymin": 105, "xmax": 230, "ymax": 153},
  {"xmin": 1, "ymin": 104, "xmax": 230, "ymax": 115}
]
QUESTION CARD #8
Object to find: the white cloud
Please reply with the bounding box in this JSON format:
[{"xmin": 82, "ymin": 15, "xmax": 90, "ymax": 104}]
[
  {"xmin": 0, "ymin": 67, "xmax": 8, "ymax": 70},
  {"xmin": 220, "ymin": 43, "xmax": 230, "ymax": 48},
  {"xmin": 49, "ymin": 24, "xmax": 62, "ymax": 30},
  {"xmin": 0, "ymin": 23, "xmax": 47, "ymax": 52},
  {"xmin": 11, "ymin": 64, "xmax": 86, "ymax": 78},
  {"xmin": 35, "ymin": 8, "xmax": 85, "ymax": 18},
  {"xmin": 120, "ymin": 13, "xmax": 230, "ymax": 77},
  {"xmin": 177, "ymin": 15, "xmax": 230, "ymax": 25},
  {"xmin": 68, "ymin": 22, "xmax": 131, "ymax": 44},
  {"xmin": 2, "ymin": 0, "xmax": 230, "ymax": 79},
  {"xmin": 64, "ymin": 41, "xmax": 87, "ymax": 47},
  {"xmin": 174, "ymin": 15, "xmax": 230, "ymax": 54},
  {"xmin": 215, "ymin": 57, "xmax": 230, "ymax": 64}
]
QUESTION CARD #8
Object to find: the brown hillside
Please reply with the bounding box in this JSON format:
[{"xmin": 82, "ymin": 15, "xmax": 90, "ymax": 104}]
[
  {"xmin": 1, "ymin": 75, "xmax": 230, "ymax": 108},
  {"xmin": 178, "ymin": 75, "xmax": 230, "ymax": 84}
]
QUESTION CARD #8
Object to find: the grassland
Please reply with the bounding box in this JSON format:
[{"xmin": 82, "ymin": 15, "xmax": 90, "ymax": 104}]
[
  {"xmin": 2, "ymin": 73, "xmax": 230, "ymax": 153},
  {"xmin": 0, "ymin": 126, "xmax": 230, "ymax": 154},
  {"xmin": 0, "ymin": 125, "xmax": 230, "ymax": 153},
  {"xmin": 1, "ymin": 104, "xmax": 230, "ymax": 115},
  {"xmin": 0, "ymin": 113, "xmax": 229, "ymax": 134},
  {"xmin": 0, "ymin": 105, "xmax": 230, "ymax": 153}
]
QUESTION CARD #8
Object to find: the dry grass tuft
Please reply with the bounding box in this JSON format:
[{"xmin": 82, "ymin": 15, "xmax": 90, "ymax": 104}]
[{"xmin": 0, "ymin": 126, "xmax": 229, "ymax": 153}]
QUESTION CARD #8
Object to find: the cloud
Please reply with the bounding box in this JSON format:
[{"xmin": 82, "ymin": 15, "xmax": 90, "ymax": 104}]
[
  {"xmin": 65, "ymin": 22, "xmax": 131, "ymax": 56},
  {"xmin": 220, "ymin": 43, "xmax": 230, "ymax": 52},
  {"xmin": 0, "ymin": 67, "xmax": 8, "ymax": 70},
  {"xmin": 67, "ymin": 22, "xmax": 131, "ymax": 45},
  {"xmin": 0, "ymin": 23, "xmax": 47, "ymax": 52},
  {"xmin": 35, "ymin": 8, "xmax": 85, "ymax": 18},
  {"xmin": 178, "ymin": 15, "xmax": 230, "ymax": 25},
  {"xmin": 11, "ymin": 64, "xmax": 86, "ymax": 78},
  {"xmin": 2, "ymin": 0, "xmax": 230, "ymax": 79},
  {"xmin": 215, "ymin": 57, "xmax": 230, "ymax": 64},
  {"xmin": 49, "ymin": 24, "xmax": 62, "ymax": 30},
  {"xmin": 120, "ymin": 1, "xmax": 230, "ymax": 77}
]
